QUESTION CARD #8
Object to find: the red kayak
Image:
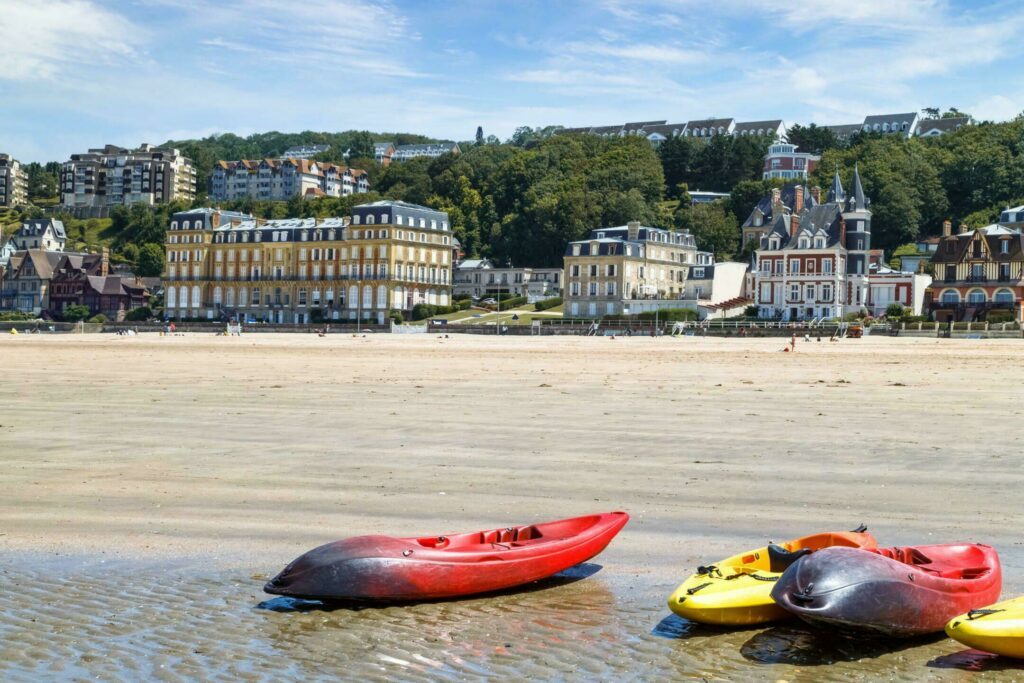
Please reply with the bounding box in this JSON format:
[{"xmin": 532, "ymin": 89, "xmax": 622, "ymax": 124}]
[
  {"xmin": 771, "ymin": 543, "xmax": 1001, "ymax": 637},
  {"xmin": 264, "ymin": 511, "xmax": 629, "ymax": 602}
]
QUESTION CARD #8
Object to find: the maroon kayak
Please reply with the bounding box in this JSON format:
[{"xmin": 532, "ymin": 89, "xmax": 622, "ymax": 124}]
[
  {"xmin": 265, "ymin": 512, "xmax": 629, "ymax": 602},
  {"xmin": 771, "ymin": 544, "xmax": 1001, "ymax": 637}
]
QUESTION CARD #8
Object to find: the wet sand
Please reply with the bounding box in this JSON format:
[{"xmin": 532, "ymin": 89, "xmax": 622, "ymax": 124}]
[{"xmin": 1, "ymin": 334, "xmax": 1022, "ymax": 680}]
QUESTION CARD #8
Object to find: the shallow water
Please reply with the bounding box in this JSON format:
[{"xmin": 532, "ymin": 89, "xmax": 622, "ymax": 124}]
[{"xmin": 0, "ymin": 554, "xmax": 1020, "ymax": 682}]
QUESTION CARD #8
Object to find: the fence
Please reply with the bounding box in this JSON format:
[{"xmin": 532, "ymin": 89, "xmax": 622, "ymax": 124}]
[{"xmin": 0, "ymin": 321, "xmax": 103, "ymax": 334}]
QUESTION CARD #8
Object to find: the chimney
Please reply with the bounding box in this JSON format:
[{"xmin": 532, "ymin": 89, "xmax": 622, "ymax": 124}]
[
  {"xmin": 959, "ymin": 222, "xmax": 969, "ymax": 234},
  {"xmin": 100, "ymin": 247, "xmax": 109, "ymax": 277},
  {"xmin": 942, "ymin": 219, "xmax": 952, "ymax": 237},
  {"xmin": 627, "ymin": 221, "xmax": 641, "ymax": 241},
  {"xmin": 789, "ymin": 214, "xmax": 800, "ymax": 237},
  {"xmin": 794, "ymin": 185, "xmax": 804, "ymax": 214},
  {"xmin": 211, "ymin": 211, "xmax": 221, "ymax": 229},
  {"xmin": 839, "ymin": 218, "xmax": 847, "ymax": 246},
  {"xmin": 810, "ymin": 186, "xmax": 821, "ymax": 204},
  {"xmin": 771, "ymin": 187, "xmax": 781, "ymax": 210}
]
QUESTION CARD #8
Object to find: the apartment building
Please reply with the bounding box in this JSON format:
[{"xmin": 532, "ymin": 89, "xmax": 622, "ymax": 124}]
[
  {"xmin": 390, "ymin": 142, "xmax": 460, "ymax": 162},
  {"xmin": 162, "ymin": 201, "xmax": 454, "ymax": 324},
  {"xmin": 209, "ymin": 159, "xmax": 368, "ymax": 201},
  {"xmin": 453, "ymin": 259, "xmax": 562, "ymax": 301},
  {"xmin": 0, "ymin": 154, "xmax": 28, "ymax": 207},
  {"xmin": 374, "ymin": 142, "xmax": 395, "ymax": 166},
  {"xmin": 558, "ymin": 119, "xmax": 787, "ymax": 147},
  {"xmin": 282, "ymin": 144, "xmax": 330, "ymax": 159},
  {"xmin": 563, "ymin": 221, "xmax": 702, "ymax": 317},
  {"xmin": 60, "ymin": 144, "xmax": 196, "ymax": 215}
]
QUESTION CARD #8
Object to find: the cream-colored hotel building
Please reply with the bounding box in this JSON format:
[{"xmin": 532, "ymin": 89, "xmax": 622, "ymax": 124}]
[{"xmin": 162, "ymin": 201, "xmax": 455, "ymax": 324}]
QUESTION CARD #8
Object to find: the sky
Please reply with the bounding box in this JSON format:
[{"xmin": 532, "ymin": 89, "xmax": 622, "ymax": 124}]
[{"xmin": 3, "ymin": 0, "xmax": 1024, "ymax": 163}]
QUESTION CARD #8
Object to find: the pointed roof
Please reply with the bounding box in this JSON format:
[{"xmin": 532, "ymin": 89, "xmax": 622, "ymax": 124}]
[
  {"xmin": 827, "ymin": 169, "xmax": 845, "ymax": 203},
  {"xmin": 851, "ymin": 164, "xmax": 867, "ymax": 211}
]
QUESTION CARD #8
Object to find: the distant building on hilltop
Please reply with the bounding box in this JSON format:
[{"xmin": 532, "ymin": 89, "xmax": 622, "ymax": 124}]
[
  {"xmin": 763, "ymin": 142, "xmax": 820, "ymax": 181},
  {"xmin": 162, "ymin": 201, "xmax": 455, "ymax": 324},
  {"xmin": 282, "ymin": 144, "xmax": 330, "ymax": 159},
  {"xmin": 390, "ymin": 142, "xmax": 461, "ymax": 162},
  {"xmin": 0, "ymin": 154, "xmax": 28, "ymax": 207},
  {"xmin": 558, "ymin": 119, "xmax": 786, "ymax": 147},
  {"xmin": 209, "ymin": 159, "xmax": 368, "ymax": 201},
  {"xmin": 374, "ymin": 142, "xmax": 395, "ymax": 166},
  {"xmin": 916, "ymin": 117, "xmax": 970, "ymax": 137},
  {"xmin": 60, "ymin": 144, "xmax": 196, "ymax": 217}
]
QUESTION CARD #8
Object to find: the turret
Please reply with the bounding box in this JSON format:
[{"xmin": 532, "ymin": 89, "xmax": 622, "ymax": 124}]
[
  {"xmin": 827, "ymin": 169, "xmax": 845, "ymax": 203},
  {"xmin": 842, "ymin": 164, "xmax": 872, "ymax": 275}
]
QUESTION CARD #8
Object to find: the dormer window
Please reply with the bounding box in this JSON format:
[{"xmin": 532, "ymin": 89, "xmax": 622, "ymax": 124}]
[
  {"xmin": 813, "ymin": 237, "xmax": 824, "ymax": 248},
  {"xmin": 798, "ymin": 237, "xmax": 809, "ymax": 249},
  {"xmin": 1000, "ymin": 240, "xmax": 1009, "ymax": 254}
]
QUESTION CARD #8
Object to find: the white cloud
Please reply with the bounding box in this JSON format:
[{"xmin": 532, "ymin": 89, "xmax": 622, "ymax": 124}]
[
  {"xmin": 971, "ymin": 95, "xmax": 1024, "ymax": 122},
  {"xmin": 562, "ymin": 42, "xmax": 706, "ymax": 64},
  {"xmin": 0, "ymin": 0, "xmax": 143, "ymax": 81}
]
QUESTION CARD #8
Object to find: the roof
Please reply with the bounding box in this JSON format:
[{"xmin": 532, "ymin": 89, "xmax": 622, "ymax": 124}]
[
  {"xmin": 916, "ymin": 117, "xmax": 970, "ymax": 133},
  {"xmin": 16, "ymin": 218, "xmax": 66, "ymax": 240},
  {"xmin": 734, "ymin": 120, "xmax": 784, "ymax": 134},
  {"xmin": 456, "ymin": 259, "xmax": 492, "ymax": 270},
  {"xmin": 687, "ymin": 118, "xmax": 735, "ymax": 130},
  {"xmin": 863, "ymin": 112, "xmax": 918, "ymax": 126},
  {"xmin": 929, "ymin": 225, "xmax": 1024, "ymax": 264},
  {"xmin": 823, "ymin": 123, "xmax": 863, "ymax": 137},
  {"xmin": 394, "ymin": 142, "xmax": 459, "ymax": 153},
  {"xmin": 623, "ymin": 120, "xmax": 667, "ymax": 129}
]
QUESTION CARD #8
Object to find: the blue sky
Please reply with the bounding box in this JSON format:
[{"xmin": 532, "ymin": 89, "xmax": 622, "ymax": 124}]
[{"xmin": 3, "ymin": 0, "xmax": 1024, "ymax": 162}]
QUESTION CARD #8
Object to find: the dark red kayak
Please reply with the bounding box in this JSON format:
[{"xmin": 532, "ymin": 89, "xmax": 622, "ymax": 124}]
[
  {"xmin": 771, "ymin": 544, "xmax": 1001, "ymax": 637},
  {"xmin": 265, "ymin": 511, "xmax": 629, "ymax": 602}
]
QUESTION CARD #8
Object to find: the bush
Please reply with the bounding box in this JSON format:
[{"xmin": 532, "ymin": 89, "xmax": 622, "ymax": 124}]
[
  {"xmin": 603, "ymin": 308, "xmax": 699, "ymax": 323},
  {"xmin": 0, "ymin": 311, "xmax": 35, "ymax": 322},
  {"xmin": 483, "ymin": 295, "xmax": 527, "ymax": 310},
  {"xmin": 457, "ymin": 298, "xmax": 472, "ymax": 310},
  {"xmin": 885, "ymin": 303, "xmax": 906, "ymax": 318},
  {"xmin": 452, "ymin": 293, "xmax": 472, "ymax": 302},
  {"xmin": 62, "ymin": 304, "xmax": 92, "ymax": 322},
  {"xmin": 125, "ymin": 306, "xmax": 152, "ymax": 321},
  {"xmin": 987, "ymin": 312, "xmax": 1015, "ymax": 324},
  {"xmin": 87, "ymin": 314, "xmax": 108, "ymax": 324},
  {"xmin": 899, "ymin": 315, "xmax": 928, "ymax": 324},
  {"xmin": 410, "ymin": 303, "xmax": 462, "ymax": 321},
  {"xmin": 388, "ymin": 309, "xmax": 404, "ymax": 324},
  {"xmin": 534, "ymin": 297, "xmax": 562, "ymax": 311},
  {"xmin": 744, "ymin": 304, "xmax": 760, "ymax": 317}
]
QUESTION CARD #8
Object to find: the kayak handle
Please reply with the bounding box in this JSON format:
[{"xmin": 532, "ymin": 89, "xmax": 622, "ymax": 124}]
[
  {"xmin": 967, "ymin": 608, "xmax": 1004, "ymax": 620},
  {"xmin": 850, "ymin": 524, "xmax": 868, "ymax": 533}
]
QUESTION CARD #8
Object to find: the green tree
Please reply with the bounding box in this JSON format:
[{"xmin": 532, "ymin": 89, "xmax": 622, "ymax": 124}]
[
  {"xmin": 62, "ymin": 304, "xmax": 91, "ymax": 322},
  {"xmin": 675, "ymin": 201, "xmax": 739, "ymax": 260},
  {"xmin": 785, "ymin": 123, "xmax": 841, "ymax": 155},
  {"xmin": 475, "ymin": 126, "xmax": 484, "ymax": 146},
  {"xmin": 136, "ymin": 243, "xmax": 166, "ymax": 277}
]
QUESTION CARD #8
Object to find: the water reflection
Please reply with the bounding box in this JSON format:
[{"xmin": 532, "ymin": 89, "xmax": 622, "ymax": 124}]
[
  {"xmin": 741, "ymin": 624, "xmax": 943, "ymax": 666},
  {"xmin": 928, "ymin": 649, "xmax": 1023, "ymax": 673}
]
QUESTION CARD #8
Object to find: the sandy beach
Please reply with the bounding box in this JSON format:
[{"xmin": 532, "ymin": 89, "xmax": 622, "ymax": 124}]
[{"xmin": 1, "ymin": 333, "xmax": 1022, "ymax": 680}]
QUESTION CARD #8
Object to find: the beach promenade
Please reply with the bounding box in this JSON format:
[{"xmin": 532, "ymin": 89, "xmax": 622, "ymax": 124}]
[{"xmin": 0, "ymin": 334, "xmax": 1021, "ymax": 680}]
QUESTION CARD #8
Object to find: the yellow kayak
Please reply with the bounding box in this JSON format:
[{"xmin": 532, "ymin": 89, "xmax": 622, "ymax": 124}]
[
  {"xmin": 667, "ymin": 528, "xmax": 877, "ymax": 626},
  {"xmin": 946, "ymin": 596, "xmax": 1024, "ymax": 658}
]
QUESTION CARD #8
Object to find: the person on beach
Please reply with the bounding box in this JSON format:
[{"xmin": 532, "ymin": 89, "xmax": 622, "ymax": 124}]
[{"xmin": 790, "ymin": 333, "xmax": 797, "ymax": 352}]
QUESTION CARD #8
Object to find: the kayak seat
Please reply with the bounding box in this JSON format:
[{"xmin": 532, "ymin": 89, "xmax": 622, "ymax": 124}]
[{"xmin": 768, "ymin": 544, "xmax": 811, "ymax": 572}]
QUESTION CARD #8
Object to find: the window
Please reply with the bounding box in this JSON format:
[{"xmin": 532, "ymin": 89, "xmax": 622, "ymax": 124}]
[
  {"xmin": 606, "ymin": 281, "xmax": 616, "ymax": 296},
  {"xmin": 692, "ymin": 268, "xmax": 705, "ymax": 278},
  {"xmin": 588, "ymin": 282, "xmax": 597, "ymax": 296},
  {"xmin": 967, "ymin": 289, "xmax": 986, "ymax": 303},
  {"xmin": 971, "ymin": 264, "xmax": 984, "ymax": 280},
  {"xmin": 589, "ymin": 265, "xmax": 598, "ymax": 277},
  {"xmin": 570, "ymin": 282, "xmax": 580, "ymax": 296},
  {"xmin": 790, "ymin": 260, "xmax": 800, "ymax": 274},
  {"xmin": 822, "ymin": 284, "xmax": 832, "ymax": 301},
  {"xmin": 790, "ymin": 283, "xmax": 800, "ymax": 300},
  {"xmin": 798, "ymin": 237, "xmax": 809, "ymax": 249},
  {"xmin": 994, "ymin": 289, "xmax": 1014, "ymax": 303},
  {"xmin": 606, "ymin": 264, "xmax": 616, "ymax": 277},
  {"xmin": 1000, "ymin": 240, "xmax": 1009, "ymax": 254},
  {"xmin": 806, "ymin": 284, "xmax": 815, "ymax": 299},
  {"xmin": 945, "ymin": 265, "xmax": 956, "ymax": 281},
  {"xmin": 823, "ymin": 259, "xmax": 832, "ymax": 274}
]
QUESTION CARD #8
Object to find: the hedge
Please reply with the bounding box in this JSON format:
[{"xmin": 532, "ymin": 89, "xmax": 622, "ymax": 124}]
[
  {"xmin": 602, "ymin": 308, "xmax": 699, "ymax": 323},
  {"xmin": 483, "ymin": 296, "xmax": 527, "ymax": 310},
  {"xmin": 125, "ymin": 306, "xmax": 152, "ymax": 321},
  {"xmin": 534, "ymin": 297, "xmax": 562, "ymax": 311},
  {"xmin": 411, "ymin": 303, "xmax": 465, "ymax": 320}
]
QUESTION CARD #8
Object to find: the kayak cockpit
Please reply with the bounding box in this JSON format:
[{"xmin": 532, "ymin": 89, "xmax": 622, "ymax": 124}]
[{"xmin": 415, "ymin": 525, "xmax": 547, "ymax": 551}]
